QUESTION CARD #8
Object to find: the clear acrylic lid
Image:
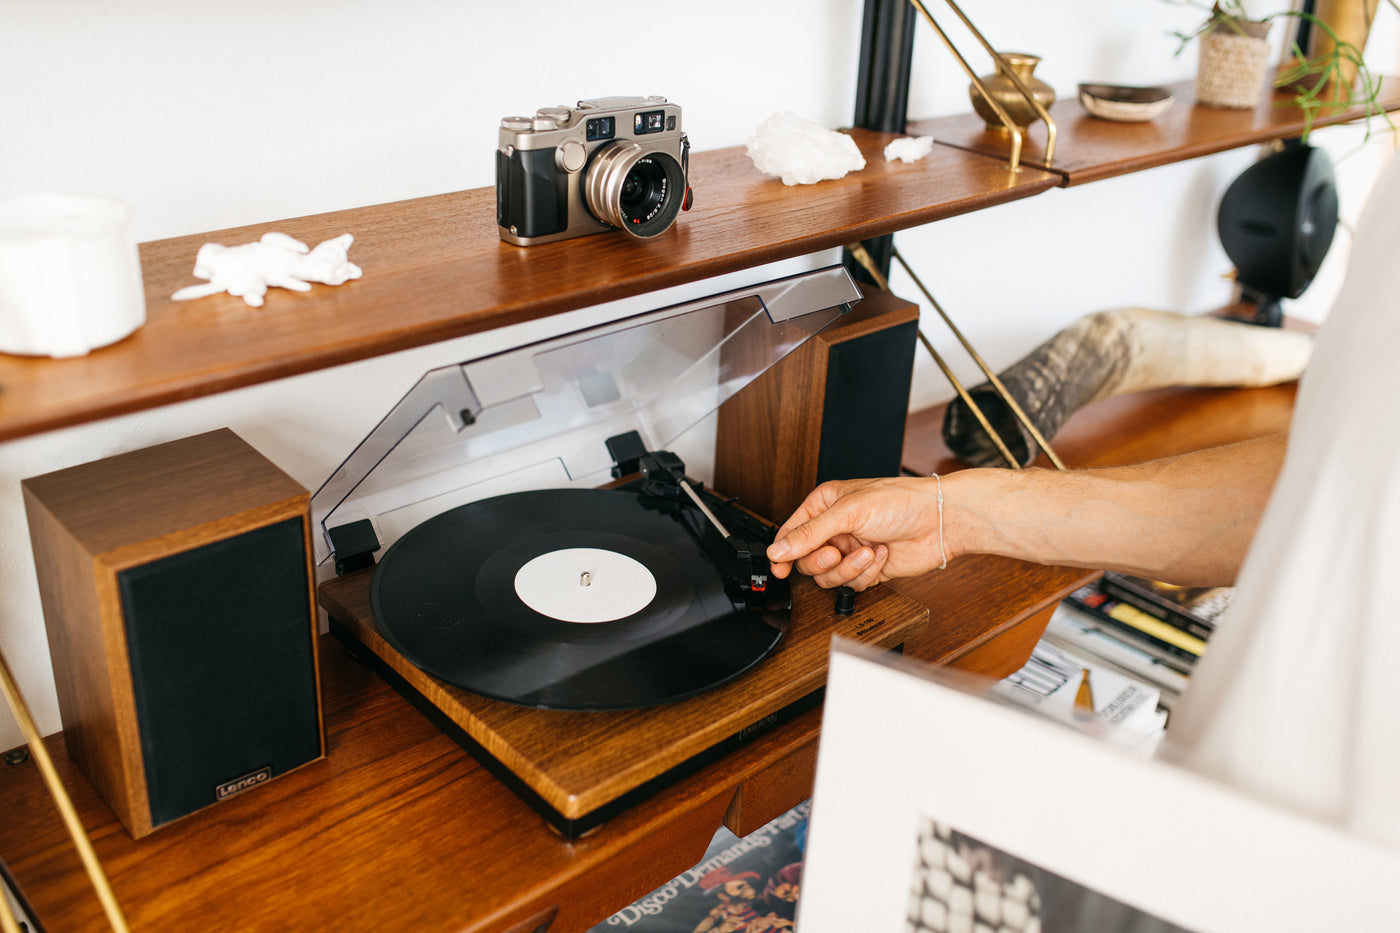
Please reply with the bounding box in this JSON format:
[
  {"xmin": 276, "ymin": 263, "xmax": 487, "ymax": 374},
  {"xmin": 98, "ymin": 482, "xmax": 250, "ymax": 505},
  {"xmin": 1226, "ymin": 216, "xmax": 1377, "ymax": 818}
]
[{"xmin": 310, "ymin": 265, "xmax": 861, "ymax": 566}]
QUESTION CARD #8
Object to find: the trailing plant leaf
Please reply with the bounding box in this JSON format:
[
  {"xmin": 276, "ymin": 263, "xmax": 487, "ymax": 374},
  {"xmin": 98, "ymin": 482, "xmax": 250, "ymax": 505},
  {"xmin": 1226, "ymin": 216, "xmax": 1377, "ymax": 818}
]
[{"xmin": 1272, "ymin": 16, "xmax": 1394, "ymax": 141}]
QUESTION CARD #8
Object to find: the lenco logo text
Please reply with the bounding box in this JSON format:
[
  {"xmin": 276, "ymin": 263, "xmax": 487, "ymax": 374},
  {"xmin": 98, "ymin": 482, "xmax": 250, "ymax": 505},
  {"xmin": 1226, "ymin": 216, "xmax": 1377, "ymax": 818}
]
[{"xmin": 216, "ymin": 767, "xmax": 272, "ymax": 800}]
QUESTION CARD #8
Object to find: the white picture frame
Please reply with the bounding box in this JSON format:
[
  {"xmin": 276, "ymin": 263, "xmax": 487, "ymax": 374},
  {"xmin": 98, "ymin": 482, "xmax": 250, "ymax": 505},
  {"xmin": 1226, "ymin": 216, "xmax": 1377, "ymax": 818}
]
[
  {"xmin": 797, "ymin": 638, "xmax": 1400, "ymax": 932},
  {"xmin": 1, "ymin": 854, "xmax": 43, "ymax": 933}
]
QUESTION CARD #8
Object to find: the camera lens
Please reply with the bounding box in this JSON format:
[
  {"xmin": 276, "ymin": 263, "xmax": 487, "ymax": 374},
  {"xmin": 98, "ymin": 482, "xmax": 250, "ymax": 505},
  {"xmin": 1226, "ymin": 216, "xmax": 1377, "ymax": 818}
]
[
  {"xmin": 583, "ymin": 142, "xmax": 685, "ymax": 239},
  {"xmin": 620, "ymin": 160, "xmax": 668, "ymax": 217}
]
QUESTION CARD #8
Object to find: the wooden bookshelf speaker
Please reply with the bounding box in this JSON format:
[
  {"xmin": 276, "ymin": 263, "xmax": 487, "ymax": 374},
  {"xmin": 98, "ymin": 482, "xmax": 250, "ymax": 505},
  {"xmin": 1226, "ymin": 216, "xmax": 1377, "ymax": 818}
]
[
  {"xmin": 715, "ymin": 287, "xmax": 919, "ymax": 522},
  {"xmin": 21, "ymin": 428, "xmax": 324, "ymax": 838}
]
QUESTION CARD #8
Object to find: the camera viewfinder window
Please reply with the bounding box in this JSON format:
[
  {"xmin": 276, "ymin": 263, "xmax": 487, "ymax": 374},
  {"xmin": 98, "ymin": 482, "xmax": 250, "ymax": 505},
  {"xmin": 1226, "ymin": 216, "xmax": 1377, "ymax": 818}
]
[
  {"xmin": 586, "ymin": 117, "xmax": 616, "ymax": 141},
  {"xmin": 634, "ymin": 110, "xmax": 666, "ymax": 135}
]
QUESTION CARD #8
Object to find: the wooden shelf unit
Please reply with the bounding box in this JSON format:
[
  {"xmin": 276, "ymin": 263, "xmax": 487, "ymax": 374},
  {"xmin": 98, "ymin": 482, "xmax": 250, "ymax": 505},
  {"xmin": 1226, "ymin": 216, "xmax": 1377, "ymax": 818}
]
[
  {"xmin": 0, "ymin": 79, "xmax": 1384, "ymax": 931},
  {"xmin": 3, "ymin": 74, "xmax": 1394, "ymax": 444}
]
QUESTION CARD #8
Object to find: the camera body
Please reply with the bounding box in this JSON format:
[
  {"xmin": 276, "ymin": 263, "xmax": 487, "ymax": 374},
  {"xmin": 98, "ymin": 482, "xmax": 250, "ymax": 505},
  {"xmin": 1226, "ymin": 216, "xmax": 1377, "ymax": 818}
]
[{"xmin": 496, "ymin": 96, "xmax": 691, "ymax": 246}]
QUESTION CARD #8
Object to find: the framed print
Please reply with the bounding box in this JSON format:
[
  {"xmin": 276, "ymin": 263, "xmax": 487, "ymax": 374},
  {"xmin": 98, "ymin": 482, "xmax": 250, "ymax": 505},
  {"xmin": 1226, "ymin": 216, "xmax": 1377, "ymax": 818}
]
[
  {"xmin": 2, "ymin": 854, "xmax": 43, "ymax": 932},
  {"xmin": 797, "ymin": 639, "xmax": 1400, "ymax": 932}
]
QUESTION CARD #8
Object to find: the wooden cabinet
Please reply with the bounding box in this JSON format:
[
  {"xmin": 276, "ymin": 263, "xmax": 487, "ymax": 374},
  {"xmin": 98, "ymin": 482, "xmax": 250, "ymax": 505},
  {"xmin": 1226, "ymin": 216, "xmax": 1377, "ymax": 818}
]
[{"xmin": 0, "ymin": 78, "xmax": 1388, "ymax": 932}]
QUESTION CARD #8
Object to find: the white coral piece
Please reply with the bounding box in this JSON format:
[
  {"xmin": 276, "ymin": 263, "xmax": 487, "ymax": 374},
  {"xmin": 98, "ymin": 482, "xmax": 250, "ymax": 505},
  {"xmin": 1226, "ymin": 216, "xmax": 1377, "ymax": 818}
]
[{"xmin": 172, "ymin": 232, "xmax": 362, "ymax": 307}]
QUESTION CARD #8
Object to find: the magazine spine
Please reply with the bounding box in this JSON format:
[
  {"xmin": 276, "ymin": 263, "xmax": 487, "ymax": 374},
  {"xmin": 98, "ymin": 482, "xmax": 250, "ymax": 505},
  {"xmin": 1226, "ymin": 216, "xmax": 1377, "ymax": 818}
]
[
  {"xmin": 1063, "ymin": 590, "xmax": 1200, "ymax": 674},
  {"xmin": 1099, "ymin": 575, "xmax": 1217, "ymax": 641}
]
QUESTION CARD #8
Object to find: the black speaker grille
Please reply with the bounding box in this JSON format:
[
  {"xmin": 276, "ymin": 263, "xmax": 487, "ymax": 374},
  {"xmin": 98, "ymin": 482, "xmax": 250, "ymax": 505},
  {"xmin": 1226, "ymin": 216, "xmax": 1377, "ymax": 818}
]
[
  {"xmin": 817, "ymin": 320, "xmax": 918, "ymax": 482},
  {"xmin": 118, "ymin": 517, "xmax": 319, "ymax": 827}
]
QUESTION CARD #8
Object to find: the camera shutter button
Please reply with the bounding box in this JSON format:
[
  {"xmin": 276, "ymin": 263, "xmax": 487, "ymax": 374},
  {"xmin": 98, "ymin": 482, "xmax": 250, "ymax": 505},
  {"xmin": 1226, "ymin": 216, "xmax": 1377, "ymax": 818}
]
[
  {"xmin": 557, "ymin": 140, "xmax": 588, "ymax": 174},
  {"xmin": 501, "ymin": 116, "xmax": 533, "ymax": 131}
]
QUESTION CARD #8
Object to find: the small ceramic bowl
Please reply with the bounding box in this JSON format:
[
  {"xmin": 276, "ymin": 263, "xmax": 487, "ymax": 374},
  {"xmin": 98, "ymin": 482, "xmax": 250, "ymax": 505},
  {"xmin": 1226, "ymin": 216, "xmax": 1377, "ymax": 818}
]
[{"xmin": 1077, "ymin": 83, "xmax": 1175, "ymax": 123}]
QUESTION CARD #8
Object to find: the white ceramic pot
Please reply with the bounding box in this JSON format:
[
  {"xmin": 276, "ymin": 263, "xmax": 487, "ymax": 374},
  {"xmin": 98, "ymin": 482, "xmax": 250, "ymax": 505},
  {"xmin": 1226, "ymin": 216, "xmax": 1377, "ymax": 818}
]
[{"xmin": 0, "ymin": 193, "xmax": 147, "ymax": 358}]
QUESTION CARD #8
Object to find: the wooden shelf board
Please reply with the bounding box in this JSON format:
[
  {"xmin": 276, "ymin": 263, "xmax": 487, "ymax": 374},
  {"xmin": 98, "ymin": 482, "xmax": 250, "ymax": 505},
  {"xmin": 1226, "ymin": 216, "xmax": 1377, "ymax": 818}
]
[
  {"xmin": 921, "ymin": 74, "xmax": 1400, "ymax": 186},
  {"xmin": 0, "ymin": 130, "xmax": 1058, "ymax": 443},
  {"xmin": 903, "ymin": 384, "xmax": 1299, "ymax": 477},
  {"xmin": 0, "ymin": 635, "xmax": 825, "ymax": 933}
]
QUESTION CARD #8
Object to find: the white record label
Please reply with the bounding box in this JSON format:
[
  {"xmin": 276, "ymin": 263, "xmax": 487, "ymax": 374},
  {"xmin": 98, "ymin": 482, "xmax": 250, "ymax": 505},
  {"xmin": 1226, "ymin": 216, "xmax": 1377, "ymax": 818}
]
[{"xmin": 514, "ymin": 547, "xmax": 657, "ymax": 624}]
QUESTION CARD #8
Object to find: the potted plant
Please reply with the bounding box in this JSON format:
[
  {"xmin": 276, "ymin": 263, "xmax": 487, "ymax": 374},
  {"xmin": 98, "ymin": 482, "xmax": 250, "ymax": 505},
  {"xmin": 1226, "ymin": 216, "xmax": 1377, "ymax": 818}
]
[
  {"xmin": 1171, "ymin": 1, "xmax": 1391, "ymax": 137},
  {"xmin": 1189, "ymin": 3, "xmax": 1275, "ymax": 108}
]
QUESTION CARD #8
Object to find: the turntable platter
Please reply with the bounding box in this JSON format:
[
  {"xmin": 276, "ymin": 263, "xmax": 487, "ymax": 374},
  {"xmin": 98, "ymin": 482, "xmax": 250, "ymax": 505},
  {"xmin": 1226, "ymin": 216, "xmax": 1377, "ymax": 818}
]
[{"xmin": 370, "ymin": 487, "xmax": 787, "ymax": 711}]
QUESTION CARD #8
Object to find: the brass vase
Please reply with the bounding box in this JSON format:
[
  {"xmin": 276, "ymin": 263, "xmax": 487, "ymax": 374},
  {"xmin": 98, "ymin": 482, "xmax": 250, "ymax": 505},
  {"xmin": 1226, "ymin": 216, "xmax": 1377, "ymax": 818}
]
[
  {"xmin": 1297, "ymin": 0, "xmax": 1380, "ymax": 91},
  {"xmin": 969, "ymin": 52, "xmax": 1056, "ymax": 130}
]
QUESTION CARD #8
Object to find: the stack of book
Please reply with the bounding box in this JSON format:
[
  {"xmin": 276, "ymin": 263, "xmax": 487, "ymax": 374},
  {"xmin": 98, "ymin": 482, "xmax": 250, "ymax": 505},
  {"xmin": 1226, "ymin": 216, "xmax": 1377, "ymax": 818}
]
[
  {"xmin": 1049, "ymin": 573, "xmax": 1232, "ymax": 709},
  {"xmin": 1064, "ymin": 575, "xmax": 1229, "ymax": 670}
]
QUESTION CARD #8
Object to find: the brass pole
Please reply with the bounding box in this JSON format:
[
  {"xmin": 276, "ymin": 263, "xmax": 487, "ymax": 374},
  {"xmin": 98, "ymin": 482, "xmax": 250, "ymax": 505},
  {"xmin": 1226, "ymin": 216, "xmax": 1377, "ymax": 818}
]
[
  {"xmin": 904, "ymin": 0, "xmax": 1024, "ymax": 172},
  {"xmin": 892, "ymin": 248, "xmax": 1068, "ymax": 470},
  {"xmin": 939, "ymin": 0, "xmax": 1058, "ymax": 163},
  {"xmin": 846, "ymin": 243, "xmax": 1021, "ymax": 469},
  {"xmin": 0, "ymin": 650, "xmax": 132, "ymax": 933}
]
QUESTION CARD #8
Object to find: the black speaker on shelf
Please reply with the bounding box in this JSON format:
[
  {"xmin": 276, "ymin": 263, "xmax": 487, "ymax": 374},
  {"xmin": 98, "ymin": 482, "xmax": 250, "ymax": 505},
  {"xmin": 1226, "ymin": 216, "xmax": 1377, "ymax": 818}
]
[
  {"xmin": 715, "ymin": 287, "xmax": 919, "ymax": 522},
  {"xmin": 21, "ymin": 428, "xmax": 324, "ymax": 838},
  {"xmin": 1217, "ymin": 141, "xmax": 1339, "ymax": 327}
]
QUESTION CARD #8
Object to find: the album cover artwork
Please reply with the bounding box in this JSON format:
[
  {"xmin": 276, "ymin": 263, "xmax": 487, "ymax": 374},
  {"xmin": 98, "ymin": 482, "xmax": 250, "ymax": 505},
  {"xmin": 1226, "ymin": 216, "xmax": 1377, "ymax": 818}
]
[
  {"xmin": 907, "ymin": 817, "xmax": 1195, "ymax": 933},
  {"xmin": 590, "ymin": 801, "xmax": 809, "ymax": 932}
]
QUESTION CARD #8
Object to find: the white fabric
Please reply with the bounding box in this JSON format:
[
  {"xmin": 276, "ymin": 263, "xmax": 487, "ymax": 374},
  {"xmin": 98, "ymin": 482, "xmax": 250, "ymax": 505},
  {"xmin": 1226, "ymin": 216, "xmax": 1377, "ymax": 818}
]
[{"xmin": 1161, "ymin": 149, "xmax": 1400, "ymax": 850}]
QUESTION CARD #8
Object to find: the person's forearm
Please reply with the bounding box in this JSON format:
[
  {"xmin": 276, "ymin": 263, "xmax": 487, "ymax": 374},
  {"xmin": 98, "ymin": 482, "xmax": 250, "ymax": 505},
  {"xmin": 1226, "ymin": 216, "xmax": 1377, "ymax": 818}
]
[{"xmin": 943, "ymin": 434, "xmax": 1287, "ymax": 586}]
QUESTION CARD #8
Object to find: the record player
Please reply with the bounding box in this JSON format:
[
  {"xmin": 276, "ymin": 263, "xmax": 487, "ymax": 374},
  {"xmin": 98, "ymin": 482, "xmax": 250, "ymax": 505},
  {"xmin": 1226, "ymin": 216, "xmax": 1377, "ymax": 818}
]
[{"xmin": 311, "ymin": 265, "xmax": 930, "ymax": 837}]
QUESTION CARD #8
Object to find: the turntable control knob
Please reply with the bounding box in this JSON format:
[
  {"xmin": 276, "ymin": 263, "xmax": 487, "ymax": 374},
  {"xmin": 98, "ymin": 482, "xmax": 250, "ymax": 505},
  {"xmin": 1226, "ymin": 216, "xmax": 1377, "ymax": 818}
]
[
  {"xmin": 834, "ymin": 586, "xmax": 856, "ymax": 616},
  {"xmin": 557, "ymin": 140, "xmax": 587, "ymax": 173}
]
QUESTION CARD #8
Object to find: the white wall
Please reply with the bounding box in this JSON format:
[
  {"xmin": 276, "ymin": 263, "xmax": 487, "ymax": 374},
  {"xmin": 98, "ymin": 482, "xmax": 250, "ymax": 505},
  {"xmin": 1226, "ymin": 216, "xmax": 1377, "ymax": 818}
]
[{"xmin": 1, "ymin": 0, "xmax": 1396, "ymax": 751}]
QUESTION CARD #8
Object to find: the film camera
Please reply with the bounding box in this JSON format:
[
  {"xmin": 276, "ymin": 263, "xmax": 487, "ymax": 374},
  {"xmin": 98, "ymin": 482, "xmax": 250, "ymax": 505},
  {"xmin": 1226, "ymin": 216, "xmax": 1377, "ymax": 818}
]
[{"xmin": 496, "ymin": 96, "xmax": 692, "ymax": 246}]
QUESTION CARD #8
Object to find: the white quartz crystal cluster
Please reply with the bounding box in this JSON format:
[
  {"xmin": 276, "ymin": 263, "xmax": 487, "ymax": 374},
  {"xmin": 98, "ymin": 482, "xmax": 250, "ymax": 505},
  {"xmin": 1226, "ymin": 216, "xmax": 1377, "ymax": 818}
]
[
  {"xmin": 745, "ymin": 112, "xmax": 867, "ymax": 185},
  {"xmin": 908, "ymin": 819, "xmax": 1041, "ymax": 933},
  {"xmin": 885, "ymin": 135, "xmax": 936, "ymax": 163},
  {"xmin": 171, "ymin": 232, "xmax": 362, "ymax": 307},
  {"xmin": 745, "ymin": 112, "xmax": 937, "ymax": 184}
]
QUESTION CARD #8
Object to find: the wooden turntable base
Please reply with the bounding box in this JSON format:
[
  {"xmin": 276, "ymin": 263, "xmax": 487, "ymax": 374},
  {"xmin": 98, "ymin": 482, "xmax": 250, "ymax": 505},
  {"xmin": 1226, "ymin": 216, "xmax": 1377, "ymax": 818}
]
[{"xmin": 318, "ymin": 569, "xmax": 927, "ymax": 837}]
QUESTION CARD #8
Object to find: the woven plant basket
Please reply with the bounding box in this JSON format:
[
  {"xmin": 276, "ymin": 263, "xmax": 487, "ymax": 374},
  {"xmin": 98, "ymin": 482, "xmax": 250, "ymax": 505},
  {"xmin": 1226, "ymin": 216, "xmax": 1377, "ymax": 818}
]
[{"xmin": 1196, "ymin": 20, "xmax": 1272, "ymax": 108}]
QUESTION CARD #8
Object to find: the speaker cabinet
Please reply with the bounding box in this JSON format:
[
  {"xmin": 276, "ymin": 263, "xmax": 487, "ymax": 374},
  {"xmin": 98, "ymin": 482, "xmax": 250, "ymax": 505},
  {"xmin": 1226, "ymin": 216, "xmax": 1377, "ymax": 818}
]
[
  {"xmin": 22, "ymin": 428, "xmax": 324, "ymax": 837},
  {"xmin": 715, "ymin": 287, "xmax": 919, "ymax": 523}
]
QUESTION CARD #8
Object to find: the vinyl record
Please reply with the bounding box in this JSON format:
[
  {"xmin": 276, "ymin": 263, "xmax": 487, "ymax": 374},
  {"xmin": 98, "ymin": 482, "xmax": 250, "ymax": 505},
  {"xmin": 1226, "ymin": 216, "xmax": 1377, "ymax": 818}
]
[{"xmin": 370, "ymin": 487, "xmax": 787, "ymax": 710}]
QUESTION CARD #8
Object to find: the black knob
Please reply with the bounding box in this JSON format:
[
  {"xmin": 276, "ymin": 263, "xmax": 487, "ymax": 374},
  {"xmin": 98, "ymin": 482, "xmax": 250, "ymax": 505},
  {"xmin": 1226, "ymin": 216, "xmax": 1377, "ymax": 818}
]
[{"xmin": 834, "ymin": 586, "xmax": 856, "ymax": 615}]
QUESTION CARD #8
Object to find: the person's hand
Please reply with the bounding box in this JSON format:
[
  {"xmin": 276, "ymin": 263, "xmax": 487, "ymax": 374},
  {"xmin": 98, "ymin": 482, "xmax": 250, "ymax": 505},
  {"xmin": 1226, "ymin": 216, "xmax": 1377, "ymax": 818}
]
[{"xmin": 765, "ymin": 476, "xmax": 949, "ymax": 590}]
